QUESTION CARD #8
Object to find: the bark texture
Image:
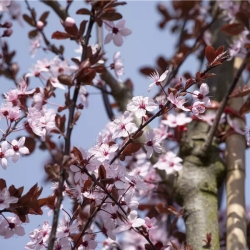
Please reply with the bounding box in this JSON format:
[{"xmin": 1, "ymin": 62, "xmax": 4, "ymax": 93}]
[{"xmin": 175, "ymin": 120, "xmax": 225, "ymax": 249}]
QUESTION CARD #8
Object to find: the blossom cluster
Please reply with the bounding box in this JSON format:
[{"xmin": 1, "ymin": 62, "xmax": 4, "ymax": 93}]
[{"xmin": 0, "ymin": 1, "xmax": 249, "ymax": 250}]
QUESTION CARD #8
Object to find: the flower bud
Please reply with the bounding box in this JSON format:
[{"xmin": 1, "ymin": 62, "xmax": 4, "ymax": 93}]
[
  {"xmin": 64, "ymin": 17, "xmax": 75, "ymax": 27},
  {"xmin": 36, "ymin": 21, "xmax": 44, "ymax": 30},
  {"xmin": 2, "ymin": 28, "xmax": 13, "ymax": 37}
]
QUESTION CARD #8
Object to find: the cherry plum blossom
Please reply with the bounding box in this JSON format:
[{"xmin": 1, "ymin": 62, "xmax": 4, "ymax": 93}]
[
  {"xmin": 127, "ymin": 96, "xmax": 158, "ymax": 118},
  {"xmin": 104, "ymin": 20, "xmax": 132, "ymax": 47}
]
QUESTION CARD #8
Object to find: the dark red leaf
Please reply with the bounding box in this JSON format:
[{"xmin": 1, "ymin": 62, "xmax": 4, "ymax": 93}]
[
  {"xmin": 139, "ymin": 67, "xmax": 155, "ymax": 76},
  {"xmin": 28, "ymin": 29, "xmax": 38, "ymax": 39},
  {"xmin": 22, "ymin": 14, "xmax": 36, "ymax": 27},
  {"xmin": 79, "ymin": 20, "xmax": 88, "ymax": 37},
  {"xmin": 76, "ymin": 8, "xmax": 92, "ymax": 15},
  {"xmin": 39, "ymin": 11, "xmax": 50, "ymax": 23},
  {"xmin": 101, "ymin": 12, "xmax": 123, "ymax": 21},
  {"xmin": 240, "ymin": 97, "xmax": 250, "ymax": 115},
  {"xmin": 57, "ymin": 74, "xmax": 73, "ymax": 86},
  {"xmin": 221, "ymin": 23, "xmax": 245, "ymax": 36},
  {"xmin": 230, "ymin": 85, "xmax": 250, "ymax": 98},
  {"xmin": 205, "ymin": 46, "xmax": 215, "ymax": 63},
  {"xmin": 52, "ymin": 31, "xmax": 72, "ymax": 40},
  {"xmin": 24, "ymin": 137, "xmax": 36, "ymax": 154}
]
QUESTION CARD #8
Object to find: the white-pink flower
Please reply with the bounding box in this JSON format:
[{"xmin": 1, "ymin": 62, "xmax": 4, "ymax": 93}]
[
  {"xmin": 110, "ymin": 111, "xmax": 137, "ymax": 139},
  {"xmin": 70, "ymin": 165, "xmax": 88, "ymax": 186},
  {"xmin": 162, "ymin": 113, "xmax": 192, "ymax": 128},
  {"xmin": 56, "ymin": 215, "xmax": 78, "ymax": 239},
  {"xmin": 25, "ymin": 221, "xmax": 51, "ymax": 250},
  {"xmin": 144, "ymin": 129, "xmax": 162, "ymax": 158},
  {"xmin": 193, "ymin": 83, "xmax": 211, "ymax": 107},
  {"xmin": 113, "ymin": 210, "xmax": 145, "ymax": 234},
  {"xmin": 144, "ymin": 217, "xmax": 157, "ymax": 231},
  {"xmin": 78, "ymin": 230, "xmax": 97, "ymax": 250},
  {"xmin": 167, "ymin": 92, "xmax": 190, "ymax": 112},
  {"xmin": 0, "ymin": 141, "xmax": 14, "ymax": 169},
  {"xmin": 104, "ymin": 20, "xmax": 132, "ymax": 47},
  {"xmin": 30, "ymin": 35, "xmax": 41, "ymax": 58},
  {"xmin": 192, "ymin": 101, "xmax": 206, "ymax": 119},
  {"xmin": 111, "ymin": 52, "xmax": 124, "ymax": 80},
  {"xmin": 147, "ymin": 70, "xmax": 168, "ymax": 92},
  {"xmin": 8, "ymin": 137, "xmax": 30, "ymax": 163},
  {"xmin": 227, "ymin": 115, "xmax": 245, "ymax": 135},
  {"xmin": 0, "ymin": 0, "xmax": 11, "ymax": 12},
  {"xmin": 0, "ymin": 187, "xmax": 18, "ymax": 209},
  {"xmin": 95, "ymin": 143, "xmax": 118, "ymax": 164},
  {"xmin": 153, "ymin": 151, "xmax": 182, "ymax": 174},
  {"xmin": 0, "ymin": 215, "xmax": 25, "ymax": 239},
  {"xmin": 127, "ymin": 96, "xmax": 158, "ymax": 118}
]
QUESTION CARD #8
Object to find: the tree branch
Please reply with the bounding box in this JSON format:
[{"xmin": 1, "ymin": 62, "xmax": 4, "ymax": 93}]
[{"xmin": 47, "ymin": 9, "xmax": 95, "ymax": 250}]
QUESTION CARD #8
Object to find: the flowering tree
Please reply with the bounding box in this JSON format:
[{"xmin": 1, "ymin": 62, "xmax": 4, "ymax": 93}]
[{"xmin": 0, "ymin": 0, "xmax": 249, "ymax": 250}]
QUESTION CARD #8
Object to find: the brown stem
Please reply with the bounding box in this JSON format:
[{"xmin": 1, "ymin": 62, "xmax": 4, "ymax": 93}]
[{"xmin": 47, "ymin": 9, "xmax": 95, "ymax": 250}]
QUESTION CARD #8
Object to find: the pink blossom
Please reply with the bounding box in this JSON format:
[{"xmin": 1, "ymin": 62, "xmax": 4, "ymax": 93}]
[
  {"xmin": 144, "ymin": 217, "xmax": 157, "ymax": 231},
  {"xmin": 48, "ymin": 77, "xmax": 65, "ymax": 90},
  {"xmin": 54, "ymin": 237, "xmax": 71, "ymax": 250},
  {"xmin": 72, "ymin": 184, "xmax": 83, "ymax": 204},
  {"xmin": 111, "ymin": 52, "xmax": 124, "ymax": 80},
  {"xmin": 125, "ymin": 174, "xmax": 150, "ymax": 191},
  {"xmin": 25, "ymin": 63, "xmax": 48, "ymax": 78},
  {"xmin": 0, "ymin": 0, "xmax": 11, "ymax": 12},
  {"xmin": 0, "ymin": 187, "xmax": 18, "ymax": 209},
  {"xmin": 147, "ymin": 70, "xmax": 168, "ymax": 92},
  {"xmin": 78, "ymin": 231, "xmax": 97, "ymax": 250},
  {"xmin": 104, "ymin": 20, "xmax": 132, "ymax": 47},
  {"xmin": 192, "ymin": 101, "xmax": 206, "ymax": 119},
  {"xmin": 110, "ymin": 111, "xmax": 137, "ymax": 139},
  {"xmin": 113, "ymin": 210, "xmax": 144, "ymax": 234},
  {"xmin": 193, "ymin": 83, "xmax": 211, "ymax": 107},
  {"xmin": 95, "ymin": 143, "xmax": 118, "ymax": 166},
  {"xmin": 79, "ymin": 86, "xmax": 88, "ymax": 107},
  {"xmin": 153, "ymin": 151, "xmax": 182, "ymax": 174},
  {"xmin": 119, "ymin": 190, "xmax": 139, "ymax": 211},
  {"xmin": 162, "ymin": 113, "xmax": 192, "ymax": 128},
  {"xmin": 127, "ymin": 96, "xmax": 158, "ymax": 118},
  {"xmin": 8, "ymin": 1, "xmax": 22, "ymax": 26},
  {"xmin": 167, "ymin": 92, "xmax": 190, "ymax": 111},
  {"xmin": 50, "ymin": 56, "xmax": 78, "ymax": 76},
  {"xmin": 107, "ymin": 164, "xmax": 127, "ymax": 189},
  {"xmin": 154, "ymin": 124, "xmax": 168, "ymax": 141},
  {"xmin": 0, "ymin": 215, "xmax": 25, "ymax": 239},
  {"xmin": 70, "ymin": 165, "xmax": 88, "ymax": 186},
  {"xmin": 227, "ymin": 115, "xmax": 245, "ymax": 135},
  {"xmin": 219, "ymin": 0, "xmax": 239, "ymax": 23},
  {"xmin": 7, "ymin": 137, "xmax": 30, "ymax": 163},
  {"xmin": 25, "ymin": 221, "xmax": 51, "ymax": 250},
  {"xmin": 99, "ymin": 220, "xmax": 116, "ymax": 240},
  {"xmin": 201, "ymin": 111, "xmax": 226, "ymax": 126},
  {"xmin": 144, "ymin": 129, "xmax": 162, "ymax": 158},
  {"xmin": 56, "ymin": 215, "xmax": 78, "ymax": 239},
  {"xmin": 29, "ymin": 35, "xmax": 41, "ymax": 58},
  {"xmin": 0, "ymin": 141, "xmax": 14, "ymax": 169},
  {"xmin": 0, "ymin": 102, "xmax": 20, "ymax": 122},
  {"xmin": 27, "ymin": 107, "xmax": 56, "ymax": 141}
]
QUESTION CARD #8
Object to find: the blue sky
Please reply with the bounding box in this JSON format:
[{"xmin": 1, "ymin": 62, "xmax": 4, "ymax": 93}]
[{"xmin": 0, "ymin": 1, "xmax": 249, "ymax": 249}]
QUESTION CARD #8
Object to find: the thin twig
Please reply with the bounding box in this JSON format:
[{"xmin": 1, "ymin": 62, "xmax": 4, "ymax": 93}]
[{"xmin": 47, "ymin": 8, "xmax": 95, "ymax": 250}]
